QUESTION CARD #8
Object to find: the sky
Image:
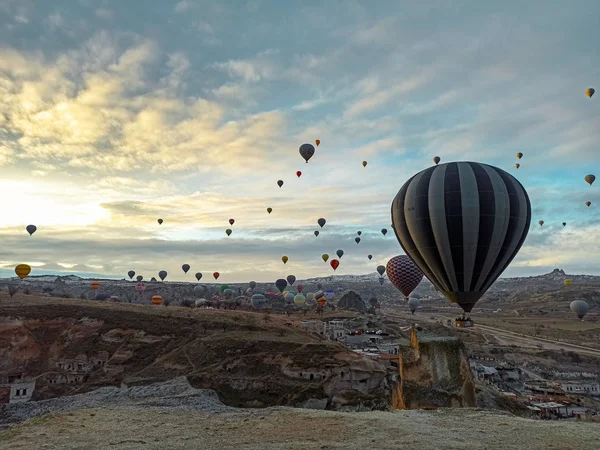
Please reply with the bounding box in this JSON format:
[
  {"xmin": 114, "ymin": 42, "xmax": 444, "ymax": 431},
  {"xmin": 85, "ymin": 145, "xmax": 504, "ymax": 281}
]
[{"xmin": 0, "ymin": 0, "xmax": 599, "ymax": 283}]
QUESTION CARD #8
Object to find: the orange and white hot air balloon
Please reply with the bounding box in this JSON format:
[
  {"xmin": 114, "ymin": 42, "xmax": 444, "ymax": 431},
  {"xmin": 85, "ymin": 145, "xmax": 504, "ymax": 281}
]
[
  {"xmin": 152, "ymin": 295, "xmax": 163, "ymax": 305},
  {"xmin": 91, "ymin": 281, "xmax": 100, "ymax": 290}
]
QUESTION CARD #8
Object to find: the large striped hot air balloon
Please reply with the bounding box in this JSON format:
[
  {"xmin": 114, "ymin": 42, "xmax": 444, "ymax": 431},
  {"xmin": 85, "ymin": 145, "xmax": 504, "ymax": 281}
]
[
  {"xmin": 15, "ymin": 264, "xmax": 31, "ymax": 280},
  {"xmin": 391, "ymin": 161, "xmax": 531, "ymax": 314},
  {"xmin": 385, "ymin": 256, "xmax": 423, "ymax": 300}
]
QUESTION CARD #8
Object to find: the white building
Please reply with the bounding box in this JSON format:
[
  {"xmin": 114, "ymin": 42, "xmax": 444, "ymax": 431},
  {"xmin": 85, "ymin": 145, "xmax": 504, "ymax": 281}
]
[
  {"xmin": 323, "ymin": 320, "xmax": 346, "ymax": 340},
  {"xmin": 10, "ymin": 380, "xmax": 36, "ymax": 403},
  {"xmin": 561, "ymin": 382, "xmax": 600, "ymax": 396}
]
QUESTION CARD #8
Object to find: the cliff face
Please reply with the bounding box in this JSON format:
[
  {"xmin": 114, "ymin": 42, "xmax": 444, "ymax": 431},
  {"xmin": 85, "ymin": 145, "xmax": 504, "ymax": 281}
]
[
  {"xmin": 393, "ymin": 328, "xmax": 476, "ymax": 409},
  {"xmin": 0, "ymin": 295, "xmax": 389, "ymax": 410}
]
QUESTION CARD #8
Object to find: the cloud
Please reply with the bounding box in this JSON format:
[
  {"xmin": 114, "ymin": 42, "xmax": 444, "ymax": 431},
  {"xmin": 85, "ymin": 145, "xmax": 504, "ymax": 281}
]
[
  {"xmin": 174, "ymin": 1, "xmax": 190, "ymax": 13},
  {"xmin": 94, "ymin": 9, "xmax": 113, "ymax": 20}
]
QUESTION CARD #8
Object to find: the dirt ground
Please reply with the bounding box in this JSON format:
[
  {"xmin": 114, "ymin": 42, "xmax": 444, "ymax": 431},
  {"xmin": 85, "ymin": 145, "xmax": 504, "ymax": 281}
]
[{"xmin": 1, "ymin": 405, "xmax": 599, "ymax": 450}]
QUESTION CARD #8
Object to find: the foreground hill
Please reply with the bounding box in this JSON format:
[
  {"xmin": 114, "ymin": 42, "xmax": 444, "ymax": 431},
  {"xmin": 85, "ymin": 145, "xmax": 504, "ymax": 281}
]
[{"xmin": 1, "ymin": 378, "xmax": 598, "ymax": 450}]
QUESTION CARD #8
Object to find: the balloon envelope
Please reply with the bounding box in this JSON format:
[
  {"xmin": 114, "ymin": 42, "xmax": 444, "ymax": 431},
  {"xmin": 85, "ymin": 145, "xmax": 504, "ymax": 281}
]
[
  {"xmin": 317, "ymin": 218, "xmax": 326, "ymax": 228},
  {"xmin": 286, "ymin": 275, "xmax": 296, "ymax": 286},
  {"xmin": 127, "ymin": 270, "xmax": 135, "ymax": 279},
  {"xmin": 385, "ymin": 256, "xmax": 423, "ymax": 298},
  {"xmin": 251, "ymin": 294, "xmax": 266, "ymax": 309},
  {"xmin": 275, "ymin": 279, "xmax": 287, "ymax": 293},
  {"xmin": 26, "ymin": 225, "xmax": 37, "ymax": 236},
  {"xmin": 158, "ymin": 270, "xmax": 167, "ymax": 281},
  {"xmin": 15, "ymin": 264, "xmax": 31, "ymax": 280},
  {"xmin": 570, "ymin": 299, "xmax": 589, "ymax": 319},
  {"xmin": 182, "ymin": 264, "xmax": 190, "ymax": 274},
  {"xmin": 391, "ymin": 161, "xmax": 531, "ymax": 313},
  {"xmin": 330, "ymin": 259, "xmax": 340, "ymax": 271},
  {"xmin": 299, "ymin": 143, "xmax": 315, "ymax": 163},
  {"xmin": 408, "ymin": 297, "xmax": 420, "ymax": 314},
  {"xmin": 376, "ymin": 265, "xmax": 386, "ymax": 276},
  {"xmin": 195, "ymin": 272, "xmax": 203, "ymax": 281}
]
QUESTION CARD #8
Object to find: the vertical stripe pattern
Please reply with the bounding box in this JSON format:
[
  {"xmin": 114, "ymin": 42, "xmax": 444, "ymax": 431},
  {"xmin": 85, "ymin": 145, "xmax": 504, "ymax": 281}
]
[{"xmin": 391, "ymin": 162, "xmax": 531, "ymax": 313}]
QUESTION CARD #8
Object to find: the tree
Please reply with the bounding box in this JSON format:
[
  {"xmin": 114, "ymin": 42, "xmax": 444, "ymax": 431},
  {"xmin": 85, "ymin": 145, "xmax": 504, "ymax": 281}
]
[{"xmin": 8, "ymin": 285, "xmax": 18, "ymax": 297}]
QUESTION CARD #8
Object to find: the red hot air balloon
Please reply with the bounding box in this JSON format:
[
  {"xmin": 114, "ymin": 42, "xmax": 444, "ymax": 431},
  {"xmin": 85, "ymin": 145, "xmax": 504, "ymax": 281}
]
[
  {"xmin": 213, "ymin": 272, "xmax": 220, "ymax": 280},
  {"xmin": 229, "ymin": 219, "xmax": 235, "ymax": 225},
  {"xmin": 296, "ymin": 171, "xmax": 302, "ymax": 178},
  {"xmin": 330, "ymin": 259, "xmax": 340, "ymax": 271},
  {"xmin": 386, "ymin": 255, "xmax": 424, "ymax": 300}
]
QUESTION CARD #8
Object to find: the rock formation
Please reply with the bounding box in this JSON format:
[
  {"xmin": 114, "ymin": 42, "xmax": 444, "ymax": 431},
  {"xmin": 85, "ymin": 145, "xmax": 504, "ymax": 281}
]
[{"xmin": 337, "ymin": 291, "xmax": 367, "ymax": 313}]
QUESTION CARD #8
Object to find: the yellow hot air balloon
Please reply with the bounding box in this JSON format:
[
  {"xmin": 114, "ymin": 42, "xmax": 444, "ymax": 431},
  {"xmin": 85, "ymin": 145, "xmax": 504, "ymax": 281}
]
[
  {"xmin": 282, "ymin": 256, "xmax": 289, "ymax": 264},
  {"xmin": 585, "ymin": 88, "xmax": 594, "ymax": 98},
  {"xmin": 321, "ymin": 253, "xmax": 329, "ymax": 262},
  {"xmin": 315, "ymin": 139, "xmax": 320, "ymax": 146},
  {"xmin": 515, "ymin": 163, "xmax": 520, "ymax": 169},
  {"xmin": 362, "ymin": 161, "xmax": 367, "ymax": 167},
  {"xmin": 152, "ymin": 295, "xmax": 163, "ymax": 305},
  {"xmin": 15, "ymin": 264, "xmax": 31, "ymax": 280},
  {"xmin": 564, "ymin": 280, "xmax": 572, "ymax": 286},
  {"xmin": 91, "ymin": 281, "xmax": 100, "ymax": 290}
]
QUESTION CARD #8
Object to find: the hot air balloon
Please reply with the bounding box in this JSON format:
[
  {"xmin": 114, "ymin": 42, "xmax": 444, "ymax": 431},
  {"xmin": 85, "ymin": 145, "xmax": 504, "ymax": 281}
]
[
  {"xmin": 158, "ymin": 270, "xmax": 167, "ymax": 281},
  {"xmin": 317, "ymin": 218, "xmax": 326, "ymax": 228},
  {"xmin": 368, "ymin": 254, "xmax": 373, "ymax": 260},
  {"xmin": 433, "ymin": 156, "xmax": 440, "ymax": 165},
  {"xmin": 330, "ymin": 259, "xmax": 340, "ymax": 271},
  {"xmin": 294, "ymin": 293, "xmax": 306, "ymax": 306},
  {"xmin": 315, "ymin": 139, "xmax": 320, "ymax": 146},
  {"xmin": 90, "ymin": 281, "xmax": 100, "ymax": 290},
  {"xmin": 585, "ymin": 88, "xmax": 595, "ymax": 98},
  {"xmin": 322, "ymin": 254, "xmax": 329, "ymax": 262},
  {"xmin": 562, "ymin": 222, "xmax": 566, "ymax": 227},
  {"xmin": 128, "ymin": 270, "xmax": 135, "ymax": 279},
  {"xmin": 516, "ymin": 152, "xmax": 523, "ymax": 159},
  {"xmin": 229, "ymin": 219, "xmax": 235, "ymax": 225},
  {"xmin": 391, "ymin": 161, "xmax": 531, "ymax": 315},
  {"xmin": 275, "ymin": 279, "xmax": 287, "ymax": 293},
  {"xmin": 220, "ymin": 284, "xmax": 229, "ymax": 293},
  {"xmin": 277, "ymin": 180, "xmax": 284, "ymax": 188},
  {"xmin": 355, "ymin": 237, "xmax": 361, "ymax": 244},
  {"xmin": 515, "ymin": 163, "xmax": 520, "ymax": 169},
  {"xmin": 15, "ymin": 264, "xmax": 31, "ymax": 280},
  {"xmin": 136, "ymin": 282, "xmax": 146, "ymax": 295},
  {"xmin": 408, "ymin": 297, "xmax": 420, "ymax": 314},
  {"xmin": 152, "ymin": 295, "xmax": 163, "ymax": 305},
  {"xmin": 570, "ymin": 299, "xmax": 589, "ymax": 320},
  {"xmin": 182, "ymin": 264, "xmax": 190, "ymax": 274},
  {"xmin": 385, "ymin": 256, "xmax": 423, "ymax": 300},
  {"xmin": 226, "ymin": 229, "xmax": 232, "ymax": 236},
  {"xmin": 585, "ymin": 174, "xmax": 595, "ymax": 186},
  {"xmin": 251, "ymin": 293, "xmax": 266, "ymax": 309},
  {"xmin": 381, "ymin": 228, "xmax": 388, "ymax": 236},
  {"xmin": 195, "ymin": 272, "xmax": 203, "ymax": 281},
  {"xmin": 26, "ymin": 225, "xmax": 37, "ymax": 236},
  {"xmin": 316, "ymin": 282, "xmax": 322, "ymax": 290},
  {"xmin": 136, "ymin": 275, "xmax": 143, "ymax": 282},
  {"xmin": 314, "ymin": 230, "xmax": 319, "ymax": 237},
  {"xmin": 287, "ymin": 275, "xmax": 296, "ymax": 286},
  {"xmin": 336, "ymin": 249, "xmax": 344, "ymax": 258},
  {"xmin": 249, "ymin": 281, "xmax": 257, "ymax": 290},
  {"xmin": 376, "ymin": 265, "xmax": 385, "ymax": 276},
  {"xmin": 378, "ymin": 277, "xmax": 385, "ymax": 285},
  {"xmin": 157, "ymin": 219, "xmax": 163, "ymax": 225},
  {"xmin": 299, "ymin": 143, "xmax": 315, "ymax": 163},
  {"xmin": 586, "ymin": 201, "xmax": 591, "ymax": 207},
  {"xmin": 357, "ymin": 231, "xmax": 362, "ymax": 236},
  {"xmin": 267, "ymin": 207, "xmax": 273, "ymax": 214},
  {"xmin": 538, "ymin": 220, "xmax": 544, "ymax": 226},
  {"xmin": 284, "ymin": 292, "xmax": 294, "ymax": 304},
  {"xmin": 564, "ymin": 280, "xmax": 572, "ymax": 286},
  {"xmin": 314, "ymin": 290, "xmax": 326, "ymax": 307},
  {"xmin": 296, "ymin": 171, "xmax": 302, "ymax": 178},
  {"xmin": 362, "ymin": 161, "xmax": 367, "ymax": 167},
  {"xmin": 213, "ymin": 272, "xmax": 220, "ymax": 280},
  {"xmin": 282, "ymin": 256, "xmax": 289, "ymax": 264},
  {"xmin": 297, "ymin": 284, "xmax": 304, "ymax": 293}
]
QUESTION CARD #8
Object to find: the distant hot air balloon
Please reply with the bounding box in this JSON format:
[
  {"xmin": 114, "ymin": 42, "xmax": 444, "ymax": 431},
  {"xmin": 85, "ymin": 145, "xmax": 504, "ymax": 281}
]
[
  {"xmin": 182, "ymin": 264, "xmax": 190, "ymax": 274},
  {"xmin": 322, "ymin": 254, "xmax": 329, "ymax": 262},
  {"xmin": 408, "ymin": 297, "xmax": 420, "ymax": 314},
  {"xmin": 152, "ymin": 295, "xmax": 163, "ymax": 305},
  {"xmin": 213, "ymin": 272, "xmax": 220, "ymax": 280},
  {"xmin": 90, "ymin": 281, "xmax": 100, "ymax": 290},
  {"xmin": 314, "ymin": 230, "xmax": 319, "ymax": 237},
  {"xmin": 282, "ymin": 256, "xmax": 289, "ymax": 264},
  {"xmin": 277, "ymin": 180, "xmax": 284, "ymax": 188},
  {"xmin": 315, "ymin": 139, "xmax": 320, "ymax": 146},
  {"xmin": 195, "ymin": 272, "xmax": 203, "ymax": 281},
  {"xmin": 562, "ymin": 222, "xmax": 566, "ymax": 227},
  {"xmin": 220, "ymin": 284, "xmax": 229, "ymax": 293},
  {"xmin": 296, "ymin": 171, "xmax": 302, "ymax": 178},
  {"xmin": 249, "ymin": 281, "xmax": 256, "ymax": 290},
  {"xmin": 585, "ymin": 174, "xmax": 595, "ymax": 186},
  {"xmin": 158, "ymin": 270, "xmax": 167, "ymax": 281},
  {"xmin": 229, "ymin": 219, "xmax": 235, "ymax": 225},
  {"xmin": 316, "ymin": 282, "xmax": 322, "ymax": 290},
  {"xmin": 275, "ymin": 278, "xmax": 287, "ymax": 293},
  {"xmin": 381, "ymin": 228, "xmax": 388, "ymax": 236},
  {"xmin": 391, "ymin": 161, "xmax": 531, "ymax": 314},
  {"xmin": 357, "ymin": 231, "xmax": 362, "ymax": 236},
  {"xmin": 15, "ymin": 264, "xmax": 31, "ymax": 280},
  {"xmin": 564, "ymin": 280, "xmax": 572, "ymax": 286},
  {"xmin": 336, "ymin": 249, "xmax": 344, "ymax": 258},
  {"xmin": 297, "ymin": 284, "xmax": 304, "ymax": 293},
  {"xmin": 368, "ymin": 254, "xmax": 373, "ymax": 260},
  {"xmin": 515, "ymin": 163, "xmax": 520, "ymax": 169},
  {"xmin": 585, "ymin": 88, "xmax": 595, "ymax": 98},
  {"xmin": 136, "ymin": 275, "xmax": 143, "ymax": 282},
  {"xmin": 330, "ymin": 259, "xmax": 340, "ymax": 271},
  {"xmin": 251, "ymin": 293, "xmax": 266, "ymax": 309},
  {"xmin": 267, "ymin": 207, "xmax": 273, "ymax": 214},
  {"xmin": 433, "ymin": 156, "xmax": 440, "ymax": 165},
  {"xmin": 538, "ymin": 220, "xmax": 544, "ymax": 226},
  {"xmin": 362, "ymin": 161, "xmax": 367, "ymax": 167},
  {"xmin": 284, "ymin": 292, "xmax": 294, "ymax": 304},
  {"xmin": 516, "ymin": 153, "xmax": 523, "ymax": 159},
  {"xmin": 26, "ymin": 225, "xmax": 37, "ymax": 236},
  {"xmin": 378, "ymin": 277, "xmax": 385, "ymax": 286},
  {"xmin": 286, "ymin": 275, "xmax": 296, "ymax": 286},
  {"xmin": 385, "ymin": 256, "xmax": 424, "ymax": 300},
  {"xmin": 299, "ymin": 143, "xmax": 315, "ymax": 163},
  {"xmin": 355, "ymin": 237, "xmax": 361, "ymax": 244},
  {"xmin": 586, "ymin": 201, "xmax": 591, "ymax": 207},
  {"xmin": 294, "ymin": 293, "xmax": 306, "ymax": 306},
  {"xmin": 376, "ymin": 265, "xmax": 385, "ymax": 276},
  {"xmin": 158, "ymin": 219, "xmax": 163, "ymax": 225},
  {"xmin": 128, "ymin": 270, "xmax": 135, "ymax": 280},
  {"xmin": 135, "ymin": 282, "xmax": 146, "ymax": 295},
  {"xmin": 226, "ymin": 229, "xmax": 232, "ymax": 236},
  {"xmin": 570, "ymin": 299, "xmax": 589, "ymax": 320},
  {"xmin": 317, "ymin": 218, "xmax": 326, "ymax": 228}
]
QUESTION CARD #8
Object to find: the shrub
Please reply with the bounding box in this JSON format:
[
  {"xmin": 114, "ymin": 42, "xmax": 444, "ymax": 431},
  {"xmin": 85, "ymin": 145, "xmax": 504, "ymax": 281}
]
[
  {"xmin": 61, "ymin": 293, "xmax": 72, "ymax": 299},
  {"xmin": 163, "ymin": 298, "xmax": 171, "ymax": 307},
  {"xmin": 8, "ymin": 285, "xmax": 18, "ymax": 297},
  {"xmin": 23, "ymin": 288, "xmax": 30, "ymax": 295},
  {"xmin": 180, "ymin": 299, "xmax": 194, "ymax": 308},
  {"xmin": 80, "ymin": 292, "xmax": 87, "ymax": 300}
]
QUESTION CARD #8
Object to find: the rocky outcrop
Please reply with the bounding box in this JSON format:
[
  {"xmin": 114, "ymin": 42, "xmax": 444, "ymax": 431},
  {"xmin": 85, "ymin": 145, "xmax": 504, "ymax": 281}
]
[{"xmin": 337, "ymin": 291, "xmax": 367, "ymax": 313}]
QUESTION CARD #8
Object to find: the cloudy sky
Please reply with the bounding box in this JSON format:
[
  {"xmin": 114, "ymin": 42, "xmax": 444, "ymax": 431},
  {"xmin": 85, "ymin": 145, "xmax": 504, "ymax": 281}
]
[{"xmin": 0, "ymin": 0, "xmax": 599, "ymax": 283}]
